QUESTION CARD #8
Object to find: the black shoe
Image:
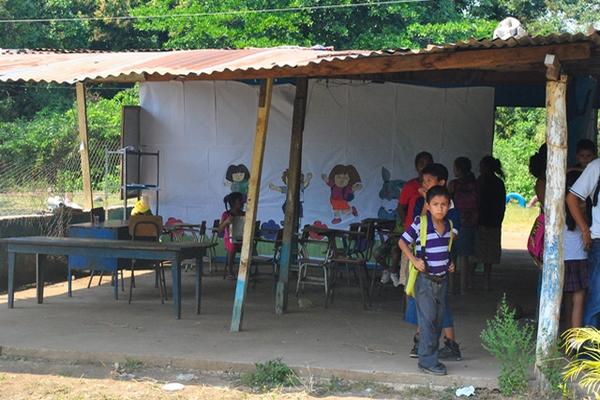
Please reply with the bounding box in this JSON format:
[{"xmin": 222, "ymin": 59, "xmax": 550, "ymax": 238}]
[
  {"xmin": 439, "ymin": 338, "xmax": 462, "ymax": 361},
  {"xmin": 418, "ymin": 362, "xmax": 447, "ymax": 376},
  {"xmin": 409, "ymin": 334, "xmax": 419, "ymax": 358}
]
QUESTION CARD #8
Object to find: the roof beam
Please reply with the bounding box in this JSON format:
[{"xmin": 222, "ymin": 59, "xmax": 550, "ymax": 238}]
[{"xmin": 143, "ymin": 42, "xmax": 592, "ymax": 82}]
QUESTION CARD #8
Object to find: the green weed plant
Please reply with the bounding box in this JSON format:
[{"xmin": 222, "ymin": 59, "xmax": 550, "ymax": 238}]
[
  {"xmin": 242, "ymin": 359, "xmax": 299, "ymax": 392},
  {"xmin": 480, "ymin": 294, "xmax": 535, "ymax": 396}
]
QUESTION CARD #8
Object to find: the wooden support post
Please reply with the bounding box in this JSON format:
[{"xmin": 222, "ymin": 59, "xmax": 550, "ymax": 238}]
[
  {"xmin": 230, "ymin": 78, "xmax": 274, "ymax": 332},
  {"xmin": 535, "ymin": 54, "xmax": 568, "ymax": 392},
  {"xmin": 276, "ymin": 78, "xmax": 309, "ymax": 315},
  {"xmin": 76, "ymin": 82, "xmax": 93, "ymax": 210}
]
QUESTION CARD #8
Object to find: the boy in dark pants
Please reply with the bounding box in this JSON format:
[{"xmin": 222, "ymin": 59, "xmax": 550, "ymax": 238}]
[{"xmin": 399, "ymin": 185, "xmax": 457, "ymax": 375}]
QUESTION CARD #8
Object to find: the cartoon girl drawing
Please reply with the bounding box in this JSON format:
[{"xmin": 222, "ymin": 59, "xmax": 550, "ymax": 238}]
[
  {"xmin": 225, "ymin": 164, "xmax": 250, "ymax": 201},
  {"xmin": 321, "ymin": 165, "xmax": 362, "ymax": 224},
  {"xmin": 268, "ymin": 169, "xmax": 313, "ymax": 218}
]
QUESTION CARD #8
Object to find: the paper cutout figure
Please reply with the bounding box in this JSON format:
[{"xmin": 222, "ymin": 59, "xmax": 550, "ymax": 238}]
[
  {"xmin": 225, "ymin": 164, "xmax": 250, "ymax": 201},
  {"xmin": 322, "ymin": 165, "xmax": 362, "ymax": 224},
  {"xmin": 377, "ymin": 167, "xmax": 405, "ymax": 220},
  {"xmin": 268, "ymin": 169, "xmax": 313, "ymax": 218}
]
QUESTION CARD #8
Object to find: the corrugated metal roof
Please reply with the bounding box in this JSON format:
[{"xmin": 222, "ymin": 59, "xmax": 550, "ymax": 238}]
[
  {"xmin": 383, "ymin": 29, "xmax": 600, "ymax": 55},
  {"xmin": 0, "ymin": 30, "xmax": 598, "ymax": 84}
]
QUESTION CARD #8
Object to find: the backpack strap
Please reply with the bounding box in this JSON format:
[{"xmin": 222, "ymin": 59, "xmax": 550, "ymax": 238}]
[
  {"xmin": 448, "ymin": 220, "xmax": 454, "ymax": 251},
  {"xmin": 419, "ymin": 214, "xmax": 428, "ymax": 258},
  {"xmin": 593, "ymin": 174, "xmax": 600, "ymax": 207}
]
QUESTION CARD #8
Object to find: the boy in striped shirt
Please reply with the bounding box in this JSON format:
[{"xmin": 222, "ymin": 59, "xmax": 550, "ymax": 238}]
[{"xmin": 399, "ymin": 185, "xmax": 457, "ymax": 376}]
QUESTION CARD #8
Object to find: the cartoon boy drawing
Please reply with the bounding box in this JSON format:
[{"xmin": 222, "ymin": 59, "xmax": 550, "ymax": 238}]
[
  {"xmin": 225, "ymin": 164, "xmax": 250, "ymax": 201},
  {"xmin": 268, "ymin": 169, "xmax": 313, "ymax": 218},
  {"xmin": 322, "ymin": 165, "xmax": 362, "ymax": 224}
]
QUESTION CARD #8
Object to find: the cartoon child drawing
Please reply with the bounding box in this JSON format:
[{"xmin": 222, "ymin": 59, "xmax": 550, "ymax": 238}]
[
  {"xmin": 225, "ymin": 164, "xmax": 250, "ymax": 201},
  {"xmin": 322, "ymin": 165, "xmax": 362, "ymax": 224},
  {"xmin": 268, "ymin": 169, "xmax": 313, "ymax": 218}
]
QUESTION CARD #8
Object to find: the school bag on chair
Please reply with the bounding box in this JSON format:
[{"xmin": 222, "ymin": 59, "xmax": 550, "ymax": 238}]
[{"xmin": 405, "ymin": 215, "xmax": 454, "ymax": 297}]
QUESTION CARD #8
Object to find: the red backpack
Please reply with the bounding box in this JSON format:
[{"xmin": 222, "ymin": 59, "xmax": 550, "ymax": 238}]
[{"xmin": 453, "ymin": 178, "xmax": 479, "ymax": 227}]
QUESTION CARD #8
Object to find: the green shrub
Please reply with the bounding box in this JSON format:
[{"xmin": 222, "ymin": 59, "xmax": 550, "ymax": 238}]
[
  {"xmin": 242, "ymin": 358, "xmax": 299, "ymax": 392},
  {"xmin": 480, "ymin": 294, "xmax": 535, "ymax": 396}
]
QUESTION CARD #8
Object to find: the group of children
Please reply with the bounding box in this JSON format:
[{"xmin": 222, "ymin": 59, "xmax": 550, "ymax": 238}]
[
  {"xmin": 375, "ymin": 151, "xmax": 506, "ymax": 376},
  {"xmin": 217, "ymin": 150, "xmax": 508, "ymax": 376}
]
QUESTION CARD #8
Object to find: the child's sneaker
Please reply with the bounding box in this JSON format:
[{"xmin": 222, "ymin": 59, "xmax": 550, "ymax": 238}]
[
  {"xmin": 439, "ymin": 338, "xmax": 462, "ymax": 361},
  {"xmin": 409, "ymin": 334, "xmax": 419, "ymax": 358},
  {"xmin": 380, "ymin": 269, "xmax": 391, "ymax": 284},
  {"xmin": 390, "ymin": 273, "xmax": 401, "ymax": 287}
]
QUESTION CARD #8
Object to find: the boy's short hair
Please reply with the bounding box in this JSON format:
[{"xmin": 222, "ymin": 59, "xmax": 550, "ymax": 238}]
[
  {"xmin": 414, "ymin": 151, "xmax": 433, "ymax": 167},
  {"xmin": 426, "ymin": 185, "xmax": 451, "ymax": 203},
  {"xmin": 421, "ymin": 163, "xmax": 448, "ymax": 182},
  {"xmin": 576, "ymin": 139, "xmax": 597, "ymax": 154}
]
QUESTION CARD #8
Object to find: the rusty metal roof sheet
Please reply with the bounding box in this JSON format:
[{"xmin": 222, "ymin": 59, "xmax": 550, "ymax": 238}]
[{"xmin": 0, "ymin": 30, "xmax": 598, "ymax": 84}]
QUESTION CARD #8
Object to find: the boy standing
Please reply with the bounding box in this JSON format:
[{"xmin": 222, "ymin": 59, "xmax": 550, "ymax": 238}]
[
  {"xmin": 399, "ymin": 185, "xmax": 457, "ymax": 375},
  {"xmin": 405, "ymin": 163, "xmax": 462, "ymax": 361}
]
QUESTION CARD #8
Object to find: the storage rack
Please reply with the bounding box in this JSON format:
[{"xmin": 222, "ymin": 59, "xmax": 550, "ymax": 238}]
[{"xmin": 105, "ymin": 147, "xmax": 159, "ymax": 219}]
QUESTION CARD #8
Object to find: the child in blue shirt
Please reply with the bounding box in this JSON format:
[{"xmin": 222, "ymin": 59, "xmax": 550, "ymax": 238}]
[
  {"xmin": 399, "ymin": 185, "xmax": 457, "ymax": 375},
  {"xmin": 402, "ymin": 163, "xmax": 462, "ymax": 362}
]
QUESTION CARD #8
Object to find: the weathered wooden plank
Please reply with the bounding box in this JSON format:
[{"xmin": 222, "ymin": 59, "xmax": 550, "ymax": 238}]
[
  {"xmin": 76, "ymin": 82, "xmax": 93, "ymax": 211},
  {"xmin": 276, "ymin": 78, "xmax": 309, "ymax": 315},
  {"xmin": 143, "ymin": 43, "xmax": 591, "ymax": 82},
  {"xmin": 535, "ymin": 72, "xmax": 568, "ymax": 392},
  {"xmin": 230, "ymin": 78, "xmax": 274, "ymax": 332},
  {"xmin": 545, "ymin": 54, "xmax": 560, "ymax": 81}
]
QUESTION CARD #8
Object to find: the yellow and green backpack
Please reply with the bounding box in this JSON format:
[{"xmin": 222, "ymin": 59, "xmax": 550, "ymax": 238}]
[{"xmin": 405, "ymin": 214, "xmax": 454, "ymax": 297}]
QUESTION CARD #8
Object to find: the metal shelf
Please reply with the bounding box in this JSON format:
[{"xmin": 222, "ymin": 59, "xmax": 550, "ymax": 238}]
[{"xmin": 105, "ymin": 147, "xmax": 160, "ymax": 220}]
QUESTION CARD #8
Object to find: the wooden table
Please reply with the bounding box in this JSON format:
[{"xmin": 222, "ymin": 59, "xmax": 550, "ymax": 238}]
[{"xmin": 2, "ymin": 236, "xmax": 215, "ymax": 319}]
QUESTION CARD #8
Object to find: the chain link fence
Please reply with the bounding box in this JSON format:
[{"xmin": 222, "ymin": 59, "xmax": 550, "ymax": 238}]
[{"xmin": 0, "ymin": 135, "xmax": 122, "ymax": 219}]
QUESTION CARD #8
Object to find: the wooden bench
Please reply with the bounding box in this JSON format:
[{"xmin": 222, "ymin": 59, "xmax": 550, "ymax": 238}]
[{"xmin": 2, "ymin": 236, "xmax": 215, "ymax": 319}]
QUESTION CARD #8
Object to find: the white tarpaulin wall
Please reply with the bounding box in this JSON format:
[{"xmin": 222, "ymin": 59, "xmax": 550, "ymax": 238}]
[{"xmin": 139, "ymin": 80, "xmax": 494, "ymax": 228}]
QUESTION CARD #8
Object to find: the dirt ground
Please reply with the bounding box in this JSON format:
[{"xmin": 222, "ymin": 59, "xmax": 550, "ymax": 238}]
[{"xmin": 0, "ymin": 355, "xmax": 512, "ymax": 400}]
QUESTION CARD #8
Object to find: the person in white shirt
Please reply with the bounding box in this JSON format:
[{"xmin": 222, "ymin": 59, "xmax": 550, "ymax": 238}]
[
  {"xmin": 567, "ymin": 158, "xmax": 600, "ymax": 327},
  {"xmin": 563, "ymin": 170, "xmax": 589, "ymax": 328}
]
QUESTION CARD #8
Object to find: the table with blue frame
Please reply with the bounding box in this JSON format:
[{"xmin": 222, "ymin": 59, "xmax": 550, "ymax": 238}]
[
  {"xmin": 68, "ymin": 221, "xmax": 130, "ymax": 299},
  {"xmin": 3, "ymin": 236, "xmax": 215, "ymax": 319}
]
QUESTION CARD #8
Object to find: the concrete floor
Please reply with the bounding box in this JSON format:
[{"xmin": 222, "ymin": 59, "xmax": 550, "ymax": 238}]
[{"xmin": 0, "ymin": 248, "xmax": 538, "ymax": 388}]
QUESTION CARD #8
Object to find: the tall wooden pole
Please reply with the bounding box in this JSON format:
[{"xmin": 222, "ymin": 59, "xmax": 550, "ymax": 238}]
[
  {"xmin": 76, "ymin": 82, "xmax": 93, "ymax": 210},
  {"xmin": 276, "ymin": 78, "xmax": 309, "ymax": 315},
  {"xmin": 230, "ymin": 78, "xmax": 273, "ymax": 332},
  {"xmin": 535, "ymin": 54, "xmax": 568, "ymax": 391}
]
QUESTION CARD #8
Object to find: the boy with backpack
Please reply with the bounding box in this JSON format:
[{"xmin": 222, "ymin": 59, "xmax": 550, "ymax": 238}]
[
  {"xmin": 399, "ymin": 185, "xmax": 457, "ymax": 375},
  {"xmin": 404, "ymin": 163, "xmax": 462, "ymax": 362}
]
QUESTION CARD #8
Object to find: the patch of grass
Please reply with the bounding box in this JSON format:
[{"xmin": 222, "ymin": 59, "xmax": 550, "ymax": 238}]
[
  {"xmin": 352, "ymin": 379, "xmax": 394, "ymax": 395},
  {"xmin": 241, "ymin": 359, "xmax": 299, "ymax": 392},
  {"xmin": 317, "ymin": 375, "xmax": 352, "ymax": 394},
  {"xmin": 539, "ymin": 345, "xmax": 568, "ymax": 397},
  {"xmin": 400, "ymin": 386, "xmax": 438, "ymax": 398},
  {"xmin": 123, "ymin": 358, "xmax": 144, "ymax": 371},
  {"xmin": 502, "ymin": 203, "xmax": 539, "ymax": 233}
]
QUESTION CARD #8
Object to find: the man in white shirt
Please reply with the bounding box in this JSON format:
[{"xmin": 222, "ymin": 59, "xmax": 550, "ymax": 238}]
[{"xmin": 567, "ymin": 158, "xmax": 600, "ymax": 326}]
